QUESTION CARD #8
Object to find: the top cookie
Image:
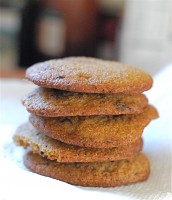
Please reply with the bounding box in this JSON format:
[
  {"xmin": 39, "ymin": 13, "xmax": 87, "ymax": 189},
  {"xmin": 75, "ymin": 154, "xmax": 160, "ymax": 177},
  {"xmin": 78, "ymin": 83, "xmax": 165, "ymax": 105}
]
[{"xmin": 26, "ymin": 57, "xmax": 152, "ymax": 94}]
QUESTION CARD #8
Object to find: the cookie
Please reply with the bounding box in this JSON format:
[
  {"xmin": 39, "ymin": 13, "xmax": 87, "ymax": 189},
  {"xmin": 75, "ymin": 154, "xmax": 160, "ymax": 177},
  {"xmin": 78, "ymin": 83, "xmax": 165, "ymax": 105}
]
[
  {"xmin": 26, "ymin": 57, "xmax": 153, "ymax": 94},
  {"xmin": 30, "ymin": 105, "xmax": 158, "ymax": 148},
  {"xmin": 14, "ymin": 123, "xmax": 142, "ymax": 163},
  {"xmin": 24, "ymin": 151, "xmax": 150, "ymax": 187},
  {"xmin": 22, "ymin": 87, "xmax": 148, "ymax": 117}
]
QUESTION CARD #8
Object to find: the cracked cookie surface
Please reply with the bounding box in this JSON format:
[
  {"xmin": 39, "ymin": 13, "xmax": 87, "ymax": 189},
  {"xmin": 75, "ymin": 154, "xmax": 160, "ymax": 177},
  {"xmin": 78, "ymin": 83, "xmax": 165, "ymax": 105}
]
[
  {"xmin": 26, "ymin": 57, "xmax": 152, "ymax": 94},
  {"xmin": 24, "ymin": 151, "xmax": 150, "ymax": 187},
  {"xmin": 13, "ymin": 122, "xmax": 142, "ymax": 163},
  {"xmin": 29, "ymin": 105, "xmax": 158, "ymax": 148},
  {"xmin": 22, "ymin": 87, "xmax": 148, "ymax": 117}
]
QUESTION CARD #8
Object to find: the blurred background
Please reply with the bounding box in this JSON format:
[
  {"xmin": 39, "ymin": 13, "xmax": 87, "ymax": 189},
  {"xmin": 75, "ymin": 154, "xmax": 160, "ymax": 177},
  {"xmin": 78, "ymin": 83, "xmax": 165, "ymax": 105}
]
[{"xmin": 0, "ymin": 0, "xmax": 171, "ymax": 76}]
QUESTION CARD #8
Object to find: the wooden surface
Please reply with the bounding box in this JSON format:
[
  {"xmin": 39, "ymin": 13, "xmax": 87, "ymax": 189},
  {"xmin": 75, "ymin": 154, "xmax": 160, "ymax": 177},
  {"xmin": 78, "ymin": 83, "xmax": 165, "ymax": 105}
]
[{"xmin": 0, "ymin": 68, "xmax": 25, "ymax": 78}]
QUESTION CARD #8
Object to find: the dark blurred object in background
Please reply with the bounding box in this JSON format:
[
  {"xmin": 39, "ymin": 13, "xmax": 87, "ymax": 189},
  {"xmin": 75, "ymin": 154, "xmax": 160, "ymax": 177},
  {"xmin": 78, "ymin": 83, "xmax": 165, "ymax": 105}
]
[
  {"xmin": 18, "ymin": 0, "xmax": 98, "ymax": 67},
  {"xmin": 96, "ymin": 0, "xmax": 123, "ymax": 60},
  {"xmin": 18, "ymin": 0, "xmax": 40, "ymax": 67}
]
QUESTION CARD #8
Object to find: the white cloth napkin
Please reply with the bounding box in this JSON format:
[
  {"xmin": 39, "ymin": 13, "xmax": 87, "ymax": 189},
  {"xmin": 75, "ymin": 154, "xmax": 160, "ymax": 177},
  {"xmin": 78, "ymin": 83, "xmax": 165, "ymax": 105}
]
[{"xmin": 0, "ymin": 64, "xmax": 172, "ymax": 200}]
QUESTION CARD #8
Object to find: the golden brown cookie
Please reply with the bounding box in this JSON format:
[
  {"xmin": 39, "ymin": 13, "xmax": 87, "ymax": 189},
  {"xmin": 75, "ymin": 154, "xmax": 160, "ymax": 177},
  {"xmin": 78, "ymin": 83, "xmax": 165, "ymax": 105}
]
[
  {"xmin": 24, "ymin": 151, "xmax": 150, "ymax": 187},
  {"xmin": 30, "ymin": 105, "xmax": 158, "ymax": 148},
  {"xmin": 26, "ymin": 57, "xmax": 153, "ymax": 94},
  {"xmin": 13, "ymin": 123, "xmax": 142, "ymax": 163},
  {"xmin": 22, "ymin": 87, "xmax": 148, "ymax": 117}
]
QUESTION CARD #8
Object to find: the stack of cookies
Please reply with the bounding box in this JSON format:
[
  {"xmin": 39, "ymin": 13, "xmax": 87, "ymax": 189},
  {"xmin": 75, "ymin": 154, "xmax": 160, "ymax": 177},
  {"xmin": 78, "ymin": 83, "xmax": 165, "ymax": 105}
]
[{"xmin": 14, "ymin": 57, "xmax": 158, "ymax": 187}]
